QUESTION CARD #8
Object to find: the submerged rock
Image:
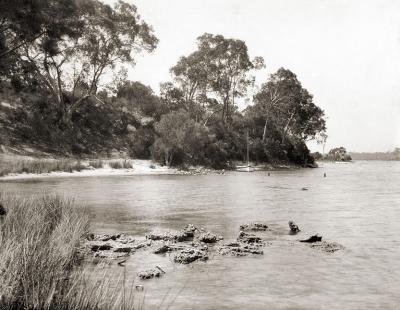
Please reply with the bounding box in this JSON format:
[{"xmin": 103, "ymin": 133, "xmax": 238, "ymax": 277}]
[
  {"xmin": 300, "ymin": 234, "xmax": 322, "ymax": 243},
  {"xmin": 0, "ymin": 204, "xmax": 6, "ymax": 216},
  {"xmin": 288, "ymin": 221, "xmax": 300, "ymax": 234},
  {"xmin": 153, "ymin": 244, "xmax": 184, "ymax": 254},
  {"xmin": 309, "ymin": 241, "xmax": 344, "ymax": 253},
  {"xmin": 240, "ymin": 223, "xmax": 268, "ymax": 231},
  {"xmin": 138, "ymin": 267, "xmax": 165, "ymax": 279},
  {"xmin": 113, "ymin": 246, "xmax": 133, "ymax": 253},
  {"xmin": 219, "ymin": 242, "xmax": 264, "ymax": 256},
  {"xmin": 146, "ymin": 225, "xmax": 198, "ymax": 242},
  {"xmin": 133, "ymin": 240, "xmax": 152, "ymax": 250},
  {"xmin": 174, "ymin": 248, "xmax": 208, "ymax": 264},
  {"xmin": 237, "ymin": 231, "xmax": 263, "ymax": 244},
  {"xmin": 91, "ymin": 243, "xmax": 112, "ymax": 252}
]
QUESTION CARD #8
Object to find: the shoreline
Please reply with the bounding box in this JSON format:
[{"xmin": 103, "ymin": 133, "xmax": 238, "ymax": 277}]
[
  {"xmin": 0, "ymin": 156, "xmax": 307, "ymax": 181},
  {"xmin": 0, "ymin": 159, "xmax": 183, "ymax": 181}
]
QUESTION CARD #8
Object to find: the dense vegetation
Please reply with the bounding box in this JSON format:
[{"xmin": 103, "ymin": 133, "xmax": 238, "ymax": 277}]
[{"xmin": 0, "ymin": 0, "xmax": 326, "ymax": 168}]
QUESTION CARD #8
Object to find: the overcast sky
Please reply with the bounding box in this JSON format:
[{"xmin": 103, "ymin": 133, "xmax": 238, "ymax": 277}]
[{"xmin": 113, "ymin": 0, "xmax": 400, "ymax": 152}]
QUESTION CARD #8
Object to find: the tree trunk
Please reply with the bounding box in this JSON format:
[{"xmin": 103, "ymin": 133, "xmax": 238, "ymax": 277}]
[{"xmin": 262, "ymin": 119, "xmax": 268, "ymax": 141}]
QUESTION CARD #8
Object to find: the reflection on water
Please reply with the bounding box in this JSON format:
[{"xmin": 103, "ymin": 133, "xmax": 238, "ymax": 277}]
[{"xmin": 1, "ymin": 161, "xmax": 400, "ymax": 309}]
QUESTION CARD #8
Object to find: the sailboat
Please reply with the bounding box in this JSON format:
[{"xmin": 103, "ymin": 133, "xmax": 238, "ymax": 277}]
[{"xmin": 236, "ymin": 131, "xmax": 255, "ymax": 172}]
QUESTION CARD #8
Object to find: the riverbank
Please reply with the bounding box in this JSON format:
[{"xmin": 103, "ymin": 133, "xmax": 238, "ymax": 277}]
[
  {"xmin": 0, "ymin": 153, "xmax": 308, "ymax": 181},
  {"xmin": 0, "ymin": 158, "xmax": 182, "ymax": 180}
]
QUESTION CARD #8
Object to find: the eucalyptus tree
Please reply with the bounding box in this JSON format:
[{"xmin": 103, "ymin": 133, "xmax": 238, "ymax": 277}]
[
  {"xmin": 168, "ymin": 33, "xmax": 264, "ymax": 124},
  {"xmin": 254, "ymin": 68, "xmax": 326, "ymax": 144},
  {"xmin": 17, "ymin": 0, "xmax": 158, "ymax": 124}
]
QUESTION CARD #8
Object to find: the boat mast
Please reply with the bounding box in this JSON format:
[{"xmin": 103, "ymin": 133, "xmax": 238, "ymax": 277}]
[{"xmin": 247, "ymin": 131, "xmax": 250, "ymax": 167}]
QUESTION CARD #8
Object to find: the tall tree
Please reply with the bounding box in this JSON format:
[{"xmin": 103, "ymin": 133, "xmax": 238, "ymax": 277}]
[
  {"xmin": 254, "ymin": 68, "xmax": 326, "ymax": 143},
  {"xmin": 18, "ymin": 0, "xmax": 158, "ymax": 124},
  {"xmin": 167, "ymin": 33, "xmax": 264, "ymax": 124}
]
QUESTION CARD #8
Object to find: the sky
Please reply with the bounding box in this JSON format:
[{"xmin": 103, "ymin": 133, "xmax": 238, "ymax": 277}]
[{"xmin": 109, "ymin": 0, "xmax": 400, "ymax": 152}]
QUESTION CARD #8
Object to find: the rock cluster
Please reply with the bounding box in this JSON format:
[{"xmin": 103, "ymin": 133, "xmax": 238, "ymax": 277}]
[
  {"xmin": 146, "ymin": 224, "xmax": 197, "ymax": 242},
  {"xmin": 239, "ymin": 223, "xmax": 268, "ymax": 231},
  {"xmin": 219, "ymin": 242, "xmax": 264, "ymax": 256},
  {"xmin": 174, "ymin": 248, "xmax": 209, "ymax": 264}
]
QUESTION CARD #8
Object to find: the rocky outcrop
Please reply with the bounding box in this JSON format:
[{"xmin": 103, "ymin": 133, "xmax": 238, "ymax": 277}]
[
  {"xmin": 237, "ymin": 231, "xmax": 263, "ymax": 244},
  {"xmin": 174, "ymin": 248, "xmax": 209, "ymax": 264},
  {"xmin": 91, "ymin": 243, "xmax": 112, "ymax": 252},
  {"xmin": 219, "ymin": 242, "xmax": 264, "ymax": 256},
  {"xmin": 138, "ymin": 266, "xmax": 165, "ymax": 279},
  {"xmin": 239, "ymin": 223, "xmax": 268, "ymax": 231},
  {"xmin": 300, "ymin": 234, "xmax": 322, "ymax": 243},
  {"xmin": 199, "ymin": 232, "xmax": 223, "ymax": 243},
  {"xmin": 146, "ymin": 224, "xmax": 198, "ymax": 242},
  {"xmin": 153, "ymin": 243, "xmax": 184, "ymax": 254}
]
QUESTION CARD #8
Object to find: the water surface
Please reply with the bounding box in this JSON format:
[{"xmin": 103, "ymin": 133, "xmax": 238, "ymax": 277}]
[{"xmin": 2, "ymin": 161, "xmax": 400, "ymax": 309}]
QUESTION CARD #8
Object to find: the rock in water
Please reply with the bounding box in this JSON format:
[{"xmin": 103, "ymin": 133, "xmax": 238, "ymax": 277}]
[
  {"xmin": 300, "ymin": 234, "xmax": 322, "ymax": 243},
  {"xmin": 199, "ymin": 232, "xmax": 222, "ymax": 243},
  {"xmin": 0, "ymin": 204, "xmax": 6, "ymax": 216},
  {"xmin": 138, "ymin": 268, "xmax": 164, "ymax": 280},
  {"xmin": 113, "ymin": 246, "xmax": 132, "ymax": 253},
  {"xmin": 288, "ymin": 221, "xmax": 300, "ymax": 234},
  {"xmin": 310, "ymin": 241, "xmax": 344, "ymax": 253},
  {"xmin": 174, "ymin": 248, "xmax": 208, "ymax": 264},
  {"xmin": 91, "ymin": 243, "xmax": 112, "ymax": 252},
  {"xmin": 237, "ymin": 231, "xmax": 263, "ymax": 244},
  {"xmin": 240, "ymin": 223, "xmax": 268, "ymax": 231},
  {"xmin": 219, "ymin": 242, "xmax": 264, "ymax": 256}
]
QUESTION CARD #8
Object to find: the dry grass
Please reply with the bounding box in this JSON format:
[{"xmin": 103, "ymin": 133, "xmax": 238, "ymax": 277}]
[
  {"xmin": 108, "ymin": 160, "xmax": 133, "ymax": 169},
  {"xmin": 88, "ymin": 160, "xmax": 103, "ymax": 169},
  {"xmin": 0, "ymin": 159, "xmax": 87, "ymax": 177},
  {"xmin": 0, "ymin": 194, "xmax": 141, "ymax": 310}
]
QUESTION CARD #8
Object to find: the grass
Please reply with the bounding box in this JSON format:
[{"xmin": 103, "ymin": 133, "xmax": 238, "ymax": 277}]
[
  {"xmin": 88, "ymin": 160, "xmax": 103, "ymax": 169},
  {"xmin": 0, "ymin": 157, "xmax": 136, "ymax": 178},
  {"xmin": 0, "ymin": 159, "xmax": 87, "ymax": 177},
  {"xmin": 108, "ymin": 160, "xmax": 133, "ymax": 169},
  {"xmin": 0, "ymin": 194, "xmax": 141, "ymax": 310}
]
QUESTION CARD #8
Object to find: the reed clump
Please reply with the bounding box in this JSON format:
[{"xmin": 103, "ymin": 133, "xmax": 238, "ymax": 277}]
[
  {"xmin": 0, "ymin": 194, "xmax": 139, "ymax": 310},
  {"xmin": 108, "ymin": 160, "xmax": 133, "ymax": 169}
]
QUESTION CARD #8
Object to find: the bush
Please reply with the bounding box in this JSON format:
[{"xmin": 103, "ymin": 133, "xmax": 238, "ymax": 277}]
[{"xmin": 128, "ymin": 127, "xmax": 155, "ymax": 159}]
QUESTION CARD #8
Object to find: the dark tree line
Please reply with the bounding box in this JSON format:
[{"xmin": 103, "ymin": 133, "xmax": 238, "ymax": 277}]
[{"xmin": 0, "ymin": 0, "xmax": 326, "ymax": 167}]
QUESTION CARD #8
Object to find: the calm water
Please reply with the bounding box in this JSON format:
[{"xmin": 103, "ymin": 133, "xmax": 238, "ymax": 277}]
[{"xmin": 1, "ymin": 161, "xmax": 400, "ymax": 309}]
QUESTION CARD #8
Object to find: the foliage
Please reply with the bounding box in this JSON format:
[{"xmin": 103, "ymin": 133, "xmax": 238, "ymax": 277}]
[
  {"xmin": 152, "ymin": 110, "xmax": 209, "ymax": 166},
  {"xmin": 165, "ymin": 33, "xmax": 264, "ymax": 124},
  {"xmin": 323, "ymin": 147, "xmax": 352, "ymax": 161}
]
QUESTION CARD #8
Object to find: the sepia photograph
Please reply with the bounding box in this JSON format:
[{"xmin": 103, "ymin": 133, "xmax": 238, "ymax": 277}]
[{"xmin": 0, "ymin": 0, "xmax": 399, "ymax": 309}]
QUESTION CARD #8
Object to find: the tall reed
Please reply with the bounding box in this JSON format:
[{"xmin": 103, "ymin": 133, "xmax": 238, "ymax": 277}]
[{"xmin": 0, "ymin": 194, "xmax": 140, "ymax": 310}]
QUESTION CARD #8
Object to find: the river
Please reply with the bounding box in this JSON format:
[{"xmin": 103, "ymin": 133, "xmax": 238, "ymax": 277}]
[{"xmin": 1, "ymin": 161, "xmax": 400, "ymax": 309}]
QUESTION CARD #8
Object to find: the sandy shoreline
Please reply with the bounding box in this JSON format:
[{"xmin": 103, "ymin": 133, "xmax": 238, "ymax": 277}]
[{"xmin": 0, "ymin": 159, "xmax": 182, "ymax": 181}]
